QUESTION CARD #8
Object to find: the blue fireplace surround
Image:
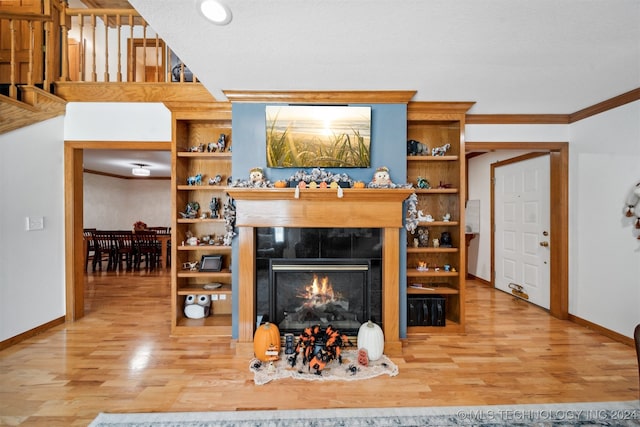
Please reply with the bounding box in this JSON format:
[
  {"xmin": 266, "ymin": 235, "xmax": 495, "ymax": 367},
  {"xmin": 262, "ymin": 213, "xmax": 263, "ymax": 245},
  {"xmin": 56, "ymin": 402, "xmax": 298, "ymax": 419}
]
[{"xmin": 230, "ymin": 102, "xmax": 409, "ymax": 339}]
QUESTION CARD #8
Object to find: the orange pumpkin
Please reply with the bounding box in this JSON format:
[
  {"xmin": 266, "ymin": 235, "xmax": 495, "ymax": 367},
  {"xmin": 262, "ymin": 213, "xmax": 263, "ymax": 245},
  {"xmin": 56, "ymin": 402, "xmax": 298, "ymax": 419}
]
[
  {"xmin": 319, "ymin": 181, "xmax": 328, "ymax": 189},
  {"xmin": 353, "ymin": 181, "xmax": 365, "ymax": 188},
  {"xmin": 298, "ymin": 181, "xmax": 307, "ymax": 188},
  {"xmin": 274, "ymin": 180, "xmax": 287, "ymax": 188},
  {"xmin": 253, "ymin": 322, "xmax": 281, "ymax": 361}
]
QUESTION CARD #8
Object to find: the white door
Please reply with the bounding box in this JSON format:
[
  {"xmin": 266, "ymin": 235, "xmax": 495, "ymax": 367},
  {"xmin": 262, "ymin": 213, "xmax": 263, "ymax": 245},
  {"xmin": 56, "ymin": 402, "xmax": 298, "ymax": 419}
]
[{"xmin": 494, "ymin": 155, "xmax": 550, "ymax": 309}]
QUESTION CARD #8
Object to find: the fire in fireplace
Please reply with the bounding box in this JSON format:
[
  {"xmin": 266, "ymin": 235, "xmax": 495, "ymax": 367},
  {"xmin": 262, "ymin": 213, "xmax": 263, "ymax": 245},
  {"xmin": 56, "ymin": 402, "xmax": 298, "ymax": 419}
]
[
  {"xmin": 255, "ymin": 228, "xmax": 382, "ymax": 336},
  {"xmin": 272, "ymin": 260, "xmax": 370, "ymax": 334}
]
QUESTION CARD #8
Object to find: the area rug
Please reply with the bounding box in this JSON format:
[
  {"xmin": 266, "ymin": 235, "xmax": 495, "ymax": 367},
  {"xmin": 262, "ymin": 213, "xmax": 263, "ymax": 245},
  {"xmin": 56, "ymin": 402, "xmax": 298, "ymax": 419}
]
[
  {"xmin": 249, "ymin": 350, "xmax": 398, "ymax": 385},
  {"xmin": 89, "ymin": 400, "xmax": 640, "ymax": 426}
]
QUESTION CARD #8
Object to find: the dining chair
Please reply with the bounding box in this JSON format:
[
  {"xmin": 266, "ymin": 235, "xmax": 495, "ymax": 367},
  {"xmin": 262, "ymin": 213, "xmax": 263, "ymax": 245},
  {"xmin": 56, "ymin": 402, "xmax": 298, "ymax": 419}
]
[
  {"xmin": 148, "ymin": 227, "xmax": 171, "ymax": 267},
  {"xmin": 133, "ymin": 230, "xmax": 161, "ymax": 270},
  {"xmin": 83, "ymin": 228, "xmax": 96, "ymax": 271},
  {"xmin": 113, "ymin": 230, "xmax": 134, "ymax": 271},
  {"xmin": 91, "ymin": 231, "xmax": 116, "ymax": 271}
]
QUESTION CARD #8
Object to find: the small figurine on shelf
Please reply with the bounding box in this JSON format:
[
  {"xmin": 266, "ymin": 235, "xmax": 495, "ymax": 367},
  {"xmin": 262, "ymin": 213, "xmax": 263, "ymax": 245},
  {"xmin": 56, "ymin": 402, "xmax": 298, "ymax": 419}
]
[
  {"xmin": 370, "ymin": 166, "xmax": 392, "ymax": 187},
  {"xmin": 442, "ymin": 213, "xmax": 451, "ymax": 222},
  {"xmin": 432, "ymin": 238, "xmax": 440, "ymax": 248},
  {"xmin": 182, "ymin": 261, "xmax": 199, "ymax": 271},
  {"xmin": 184, "ymin": 294, "xmax": 211, "ymax": 319},
  {"xmin": 210, "ymin": 196, "xmax": 220, "ymax": 219},
  {"xmin": 184, "ymin": 230, "xmax": 199, "ymax": 246},
  {"xmin": 440, "ymin": 231, "xmax": 453, "ymax": 248},
  {"xmin": 417, "ymin": 210, "xmax": 434, "ymax": 222},
  {"xmin": 217, "ymin": 133, "xmax": 227, "ymax": 152},
  {"xmin": 187, "ymin": 173, "xmax": 203, "ymax": 186},
  {"xmin": 180, "ymin": 201, "xmax": 200, "ymax": 218},
  {"xmin": 208, "ymin": 174, "xmax": 222, "ymax": 186},
  {"xmin": 407, "ymin": 139, "xmax": 429, "ymax": 156},
  {"xmin": 417, "ymin": 227, "xmax": 429, "ymax": 247},
  {"xmin": 417, "ymin": 176, "xmax": 430, "ymax": 189},
  {"xmin": 189, "ymin": 143, "xmax": 205, "ymax": 152},
  {"xmin": 249, "ymin": 167, "xmax": 265, "ymax": 185},
  {"xmin": 431, "ymin": 143, "xmax": 451, "ymax": 156}
]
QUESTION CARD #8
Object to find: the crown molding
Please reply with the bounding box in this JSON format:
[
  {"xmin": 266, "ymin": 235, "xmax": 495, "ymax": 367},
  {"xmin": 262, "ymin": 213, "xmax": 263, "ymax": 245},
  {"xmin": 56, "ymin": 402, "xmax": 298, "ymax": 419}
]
[
  {"xmin": 223, "ymin": 90, "xmax": 417, "ymax": 104},
  {"xmin": 569, "ymin": 88, "xmax": 640, "ymax": 123}
]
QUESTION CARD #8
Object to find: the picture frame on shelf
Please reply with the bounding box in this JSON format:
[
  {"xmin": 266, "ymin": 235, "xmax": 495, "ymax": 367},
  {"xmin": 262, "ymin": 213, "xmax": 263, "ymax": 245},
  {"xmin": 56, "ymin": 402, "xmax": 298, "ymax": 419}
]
[{"xmin": 199, "ymin": 255, "xmax": 222, "ymax": 272}]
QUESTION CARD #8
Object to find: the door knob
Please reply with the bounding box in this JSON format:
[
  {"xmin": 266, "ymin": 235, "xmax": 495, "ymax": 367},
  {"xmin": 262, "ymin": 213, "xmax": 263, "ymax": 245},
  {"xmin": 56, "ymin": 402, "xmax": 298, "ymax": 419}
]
[{"xmin": 539, "ymin": 241, "xmax": 549, "ymax": 247}]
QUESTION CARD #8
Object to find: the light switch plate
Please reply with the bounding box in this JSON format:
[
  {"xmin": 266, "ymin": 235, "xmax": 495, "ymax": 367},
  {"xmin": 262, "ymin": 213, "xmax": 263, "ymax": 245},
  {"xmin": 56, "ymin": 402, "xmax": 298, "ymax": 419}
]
[{"xmin": 26, "ymin": 216, "xmax": 44, "ymax": 231}]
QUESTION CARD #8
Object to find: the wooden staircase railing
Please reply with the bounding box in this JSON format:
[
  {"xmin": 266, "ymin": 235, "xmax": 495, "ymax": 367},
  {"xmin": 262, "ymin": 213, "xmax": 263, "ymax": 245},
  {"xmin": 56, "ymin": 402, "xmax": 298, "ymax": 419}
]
[
  {"xmin": 1, "ymin": 0, "xmax": 197, "ymax": 102},
  {"xmin": 1, "ymin": 1, "xmax": 205, "ymax": 133}
]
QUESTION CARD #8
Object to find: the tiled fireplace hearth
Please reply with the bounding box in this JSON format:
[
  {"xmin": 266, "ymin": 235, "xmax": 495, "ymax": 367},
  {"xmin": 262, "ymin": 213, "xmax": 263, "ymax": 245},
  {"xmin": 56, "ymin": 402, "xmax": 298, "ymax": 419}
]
[{"xmin": 227, "ymin": 187, "xmax": 414, "ymax": 356}]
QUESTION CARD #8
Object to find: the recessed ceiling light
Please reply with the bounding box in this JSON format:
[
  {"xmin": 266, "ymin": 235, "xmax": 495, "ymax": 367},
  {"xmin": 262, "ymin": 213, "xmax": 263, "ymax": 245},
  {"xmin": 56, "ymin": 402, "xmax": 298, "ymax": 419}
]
[
  {"xmin": 198, "ymin": 0, "xmax": 232, "ymax": 25},
  {"xmin": 132, "ymin": 163, "xmax": 151, "ymax": 177}
]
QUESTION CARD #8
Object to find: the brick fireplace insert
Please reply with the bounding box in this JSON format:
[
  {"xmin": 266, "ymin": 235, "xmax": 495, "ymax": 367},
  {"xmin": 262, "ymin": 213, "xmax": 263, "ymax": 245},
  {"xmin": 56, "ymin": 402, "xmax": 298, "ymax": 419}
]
[{"xmin": 227, "ymin": 187, "xmax": 414, "ymax": 356}]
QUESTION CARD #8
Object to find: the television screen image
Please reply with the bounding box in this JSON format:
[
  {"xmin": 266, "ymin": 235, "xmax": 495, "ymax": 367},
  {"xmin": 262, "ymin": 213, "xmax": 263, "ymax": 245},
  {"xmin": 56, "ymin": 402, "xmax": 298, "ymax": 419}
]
[{"xmin": 266, "ymin": 105, "xmax": 371, "ymax": 168}]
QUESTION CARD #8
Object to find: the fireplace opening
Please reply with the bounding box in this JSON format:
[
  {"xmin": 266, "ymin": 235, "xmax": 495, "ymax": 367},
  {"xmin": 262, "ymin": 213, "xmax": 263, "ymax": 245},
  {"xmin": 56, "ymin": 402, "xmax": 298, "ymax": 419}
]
[
  {"xmin": 255, "ymin": 228, "xmax": 382, "ymax": 336},
  {"xmin": 271, "ymin": 259, "xmax": 371, "ymax": 335}
]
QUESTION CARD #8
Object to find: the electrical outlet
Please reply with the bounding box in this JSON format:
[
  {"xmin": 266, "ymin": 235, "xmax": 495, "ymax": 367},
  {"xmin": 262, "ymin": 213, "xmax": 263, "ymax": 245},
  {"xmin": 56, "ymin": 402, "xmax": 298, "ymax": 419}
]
[
  {"xmin": 219, "ymin": 294, "xmax": 226, "ymax": 300},
  {"xmin": 211, "ymin": 294, "xmax": 219, "ymax": 301},
  {"xmin": 26, "ymin": 216, "xmax": 44, "ymax": 231}
]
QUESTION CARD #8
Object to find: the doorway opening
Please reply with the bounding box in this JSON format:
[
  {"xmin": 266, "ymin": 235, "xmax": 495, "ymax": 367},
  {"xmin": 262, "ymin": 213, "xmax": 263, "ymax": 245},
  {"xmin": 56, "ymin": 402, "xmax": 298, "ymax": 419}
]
[
  {"xmin": 465, "ymin": 142, "xmax": 568, "ymax": 319},
  {"xmin": 64, "ymin": 141, "xmax": 171, "ymax": 321},
  {"xmin": 127, "ymin": 38, "xmax": 167, "ymax": 82}
]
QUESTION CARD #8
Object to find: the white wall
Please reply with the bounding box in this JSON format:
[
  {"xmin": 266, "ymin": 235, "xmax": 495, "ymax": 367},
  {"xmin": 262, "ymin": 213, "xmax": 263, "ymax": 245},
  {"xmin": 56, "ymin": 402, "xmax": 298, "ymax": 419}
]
[
  {"xmin": 84, "ymin": 173, "xmax": 171, "ymax": 230},
  {"xmin": 0, "ymin": 118, "xmax": 66, "ymax": 341},
  {"xmin": 568, "ymin": 101, "xmax": 640, "ymax": 338}
]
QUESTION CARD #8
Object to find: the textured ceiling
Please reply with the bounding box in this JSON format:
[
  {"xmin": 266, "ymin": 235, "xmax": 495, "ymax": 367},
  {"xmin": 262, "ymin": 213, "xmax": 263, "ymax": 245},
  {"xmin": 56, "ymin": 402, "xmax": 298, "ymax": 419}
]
[
  {"xmin": 83, "ymin": 150, "xmax": 171, "ymax": 178},
  {"xmin": 84, "ymin": 1, "xmax": 640, "ymax": 177},
  {"xmin": 128, "ymin": 0, "xmax": 639, "ymax": 114}
]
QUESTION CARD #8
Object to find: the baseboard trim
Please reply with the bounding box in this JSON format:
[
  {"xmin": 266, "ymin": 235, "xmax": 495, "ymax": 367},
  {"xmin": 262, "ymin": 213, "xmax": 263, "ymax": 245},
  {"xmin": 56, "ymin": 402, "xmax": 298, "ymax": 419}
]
[
  {"xmin": 568, "ymin": 314, "xmax": 633, "ymax": 347},
  {"xmin": 466, "ymin": 274, "xmax": 491, "ymax": 286},
  {"xmin": 0, "ymin": 316, "xmax": 65, "ymax": 351}
]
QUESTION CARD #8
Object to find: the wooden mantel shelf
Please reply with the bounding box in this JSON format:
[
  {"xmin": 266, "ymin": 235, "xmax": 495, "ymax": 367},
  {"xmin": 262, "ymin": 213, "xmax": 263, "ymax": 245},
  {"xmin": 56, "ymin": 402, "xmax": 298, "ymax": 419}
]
[
  {"xmin": 230, "ymin": 187, "xmax": 414, "ymax": 357},
  {"xmin": 227, "ymin": 187, "xmax": 414, "ymax": 200},
  {"xmin": 227, "ymin": 187, "xmax": 415, "ymax": 229}
]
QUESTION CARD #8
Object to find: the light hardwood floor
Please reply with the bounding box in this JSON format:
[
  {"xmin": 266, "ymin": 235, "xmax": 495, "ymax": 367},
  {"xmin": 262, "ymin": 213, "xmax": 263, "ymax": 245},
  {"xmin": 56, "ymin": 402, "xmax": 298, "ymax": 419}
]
[{"xmin": 0, "ymin": 269, "xmax": 637, "ymax": 426}]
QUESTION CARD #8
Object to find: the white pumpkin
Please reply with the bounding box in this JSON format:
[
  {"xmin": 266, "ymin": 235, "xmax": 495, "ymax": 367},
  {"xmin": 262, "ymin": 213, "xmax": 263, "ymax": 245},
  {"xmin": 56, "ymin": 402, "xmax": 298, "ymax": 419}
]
[{"xmin": 357, "ymin": 320, "xmax": 384, "ymax": 361}]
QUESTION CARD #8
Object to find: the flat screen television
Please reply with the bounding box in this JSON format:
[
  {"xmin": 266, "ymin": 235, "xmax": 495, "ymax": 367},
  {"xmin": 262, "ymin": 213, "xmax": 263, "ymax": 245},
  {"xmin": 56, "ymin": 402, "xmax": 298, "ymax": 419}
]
[{"xmin": 266, "ymin": 105, "xmax": 371, "ymax": 168}]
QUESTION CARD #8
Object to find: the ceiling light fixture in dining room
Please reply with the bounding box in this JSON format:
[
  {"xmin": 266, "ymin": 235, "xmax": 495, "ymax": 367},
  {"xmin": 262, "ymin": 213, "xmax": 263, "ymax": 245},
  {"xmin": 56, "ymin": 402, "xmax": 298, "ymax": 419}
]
[
  {"xmin": 198, "ymin": 0, "xmax": 232, "ymax": 25},
  {"xmin": 132, "ymin": 163, "xmax": 151, "ymax": 177}
]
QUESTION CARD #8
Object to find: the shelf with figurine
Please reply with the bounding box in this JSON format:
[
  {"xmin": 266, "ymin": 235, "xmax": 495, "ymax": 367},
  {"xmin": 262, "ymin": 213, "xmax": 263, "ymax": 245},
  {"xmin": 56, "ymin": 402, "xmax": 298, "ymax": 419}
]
[
  {"xmin": 172, "ymin": 118, "xmax": 234, "ymax": 336},
  {"xmin": 405, "ymin": 106, "xmax": 469, "ymax": 335}
]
